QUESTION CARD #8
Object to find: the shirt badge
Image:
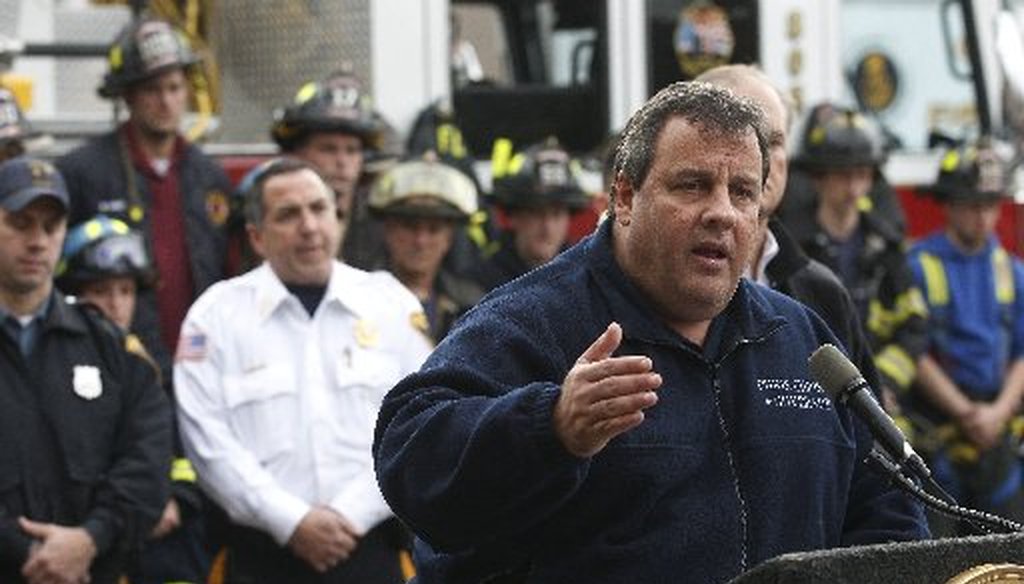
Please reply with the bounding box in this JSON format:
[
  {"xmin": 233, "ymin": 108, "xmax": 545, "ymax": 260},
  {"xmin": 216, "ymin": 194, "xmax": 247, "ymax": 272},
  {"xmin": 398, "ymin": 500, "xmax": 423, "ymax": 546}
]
[
  {"xmin": 73, "ymin": 365, "xmax": 103, "ymax": 400},
  {"xmin": 409, "ymin": 311, "xmax": 433, "ymax": 344},
  {"xmin": 354, "ymin": 319, "xmax": 379, "ymax": 348},
  {"xmin": 205, "ymin": 190, "xmax": 230, "ymax": 227}
]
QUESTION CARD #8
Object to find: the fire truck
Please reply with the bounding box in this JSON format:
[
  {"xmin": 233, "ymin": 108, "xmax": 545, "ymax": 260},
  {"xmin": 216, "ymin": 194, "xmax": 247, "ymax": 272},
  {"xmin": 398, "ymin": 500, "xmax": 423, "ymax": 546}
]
[{"xmin": 5, "ymin": 0, "xmax": 1024, "ymax": 246}]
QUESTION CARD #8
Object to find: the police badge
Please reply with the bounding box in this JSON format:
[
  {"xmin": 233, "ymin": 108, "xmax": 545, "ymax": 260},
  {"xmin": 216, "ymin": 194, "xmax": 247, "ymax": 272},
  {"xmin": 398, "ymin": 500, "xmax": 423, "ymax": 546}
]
[{"xmin": 73, "ymin": 365, "xmax": 103, "ymax": 400}]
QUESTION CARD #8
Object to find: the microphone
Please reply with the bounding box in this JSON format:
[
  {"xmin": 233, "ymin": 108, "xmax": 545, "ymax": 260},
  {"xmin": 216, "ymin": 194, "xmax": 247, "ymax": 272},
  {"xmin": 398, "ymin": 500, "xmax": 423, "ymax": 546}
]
[{"xmin": 808, "ymin": 344, "xmax": 931, "ymax": 480}]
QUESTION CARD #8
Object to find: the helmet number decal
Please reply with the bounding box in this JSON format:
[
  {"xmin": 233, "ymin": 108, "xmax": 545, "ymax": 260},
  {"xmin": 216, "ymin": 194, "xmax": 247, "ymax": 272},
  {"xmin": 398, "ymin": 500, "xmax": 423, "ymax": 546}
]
[{"xmin": 136, "ymin": 22, "xmax": 182, "ymax": 72}]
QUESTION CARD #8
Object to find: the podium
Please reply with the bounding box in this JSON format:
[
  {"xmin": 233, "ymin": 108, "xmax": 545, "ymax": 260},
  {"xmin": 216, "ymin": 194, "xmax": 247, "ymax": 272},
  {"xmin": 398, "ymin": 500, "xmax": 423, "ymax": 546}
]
[{"xmin": 728, "ymin": 534, "xmax": 1024, "ymax": 583}]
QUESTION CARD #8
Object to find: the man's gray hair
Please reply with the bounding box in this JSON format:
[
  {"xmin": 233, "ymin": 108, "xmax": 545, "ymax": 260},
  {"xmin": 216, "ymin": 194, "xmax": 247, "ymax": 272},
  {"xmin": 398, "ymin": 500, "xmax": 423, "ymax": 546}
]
[
  {"xmin": 609, "ymin": 81, "xmax": 770, "ymax": 216},
  {"xmin": 243, "ymin": 156, "xmax": 323, "ymax": 225}
]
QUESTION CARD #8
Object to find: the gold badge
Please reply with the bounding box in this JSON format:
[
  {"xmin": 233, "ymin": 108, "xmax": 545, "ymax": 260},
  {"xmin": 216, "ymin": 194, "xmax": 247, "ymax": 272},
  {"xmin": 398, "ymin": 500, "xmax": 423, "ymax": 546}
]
[
  {"xmin": 945, "ymin": 563, "xmax": 1024, "ymax": 584},
  {"xmin": 410, "ymin": 311, "xmax": 429, "ymax": 335},
  {"xmin": 205, "ymin": 190, "xmax": 230, "ymax": 227},
  {"xmin": 354, "ymin": 319, "xmax": 379, "ymax": 348}
]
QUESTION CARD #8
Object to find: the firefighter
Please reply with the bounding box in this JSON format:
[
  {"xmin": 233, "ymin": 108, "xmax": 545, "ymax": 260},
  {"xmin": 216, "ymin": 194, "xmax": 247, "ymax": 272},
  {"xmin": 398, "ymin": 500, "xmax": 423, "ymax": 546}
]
[
  {"xmin": 473, "ymin": 137, "xmax": 590, "ymax": 292},
  {"xmin": 55, "ymin": 15, "xmax": 234, "ymax": 382},
  {"xmin": 907, "ymin": 140, "xmax": 1024, "ymax": 530},
  {"xmin": 55, "ymin": 15, "xmax": 232, "ymax": 583},
  {"xmin": 778, "ymin": 105, "xmax": 906, "ymax": 235},
  {"xmin": 56, "ymin": 215, "xmax": 155, "ymax": 333},
  {"xmin": 0, "ymin": 88, "xmax": 39, "ymax": 162},
  {"xmin": 0, "ymin": 157, "xmax": 170, "ymax": 584},
  {"xmin": 782, "ymin": 103, "xmax": 929, "ymax": 401},
  {"xmin": 405, "ymin": 99, "xmax": 496, "ymax": 277},
  {"xmin": 55, "ymin": 215, "xmax": 210, "ymax": 582},
  {"xmin": 271, "ymin": 71, "xmax": 388, "ymax": 269},
  {"xmin": 368, "ymin": 154, "xmax": 484, "ymax": 341}
]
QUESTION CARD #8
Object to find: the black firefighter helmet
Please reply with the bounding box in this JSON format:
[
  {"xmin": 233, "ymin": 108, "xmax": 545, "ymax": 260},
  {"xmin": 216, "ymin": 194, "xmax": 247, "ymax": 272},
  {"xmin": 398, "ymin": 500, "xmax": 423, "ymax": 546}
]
[
  {"xmin": 792, "ymin": 103, "xmax": 886, "ymax": 171},
  {"xmin": 491, "ymin": 137, "xmax": 590, "ymax": 211},
  {"xmin": 931, "ymin": 140, "xmax": 1012, "ymax": 203},
  {"xmin": 98, "ymin": 17, "xmax": 200, "ymax": 99},
  {"xmin": 271, "ymin": 71, "xmax": 383, "ymax": 152},
  {"xmin": 0, "ymin": 88, "xmax": 39, "ymax": 147}
]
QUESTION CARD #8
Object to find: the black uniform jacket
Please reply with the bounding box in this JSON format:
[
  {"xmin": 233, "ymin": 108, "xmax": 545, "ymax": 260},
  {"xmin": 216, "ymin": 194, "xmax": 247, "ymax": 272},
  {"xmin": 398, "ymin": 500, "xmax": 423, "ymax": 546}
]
[
  {"xmin": 0, "ymin": 295, "xmax": 171, "ymax": 584},
  {"xmin": 765, "ymin": 218, "xmax": 883, "ymax": 390},
  {"xmin": 56, "ymin": 128, "xmax": 234, "ymax": 377}
]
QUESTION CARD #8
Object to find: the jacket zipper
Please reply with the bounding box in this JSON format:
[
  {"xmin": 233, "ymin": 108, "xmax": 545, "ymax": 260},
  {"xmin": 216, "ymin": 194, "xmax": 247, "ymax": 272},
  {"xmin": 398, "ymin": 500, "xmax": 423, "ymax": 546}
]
[{"xmin": 707, "ymin": 323, "xmax": 786, "ymax": 574}]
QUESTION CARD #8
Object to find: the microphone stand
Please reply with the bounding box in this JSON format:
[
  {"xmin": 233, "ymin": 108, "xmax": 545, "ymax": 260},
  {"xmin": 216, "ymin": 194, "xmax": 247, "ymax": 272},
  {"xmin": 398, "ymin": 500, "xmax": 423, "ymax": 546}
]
[{"xmin": 864, "ymin": 447, "xmax": 1024, "ymax": 535}]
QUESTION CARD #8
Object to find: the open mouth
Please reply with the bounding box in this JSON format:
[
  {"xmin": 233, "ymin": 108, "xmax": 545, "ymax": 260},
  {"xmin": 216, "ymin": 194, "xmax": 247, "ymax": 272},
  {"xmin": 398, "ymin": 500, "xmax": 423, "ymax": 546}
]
[{"xmin": 693, "ymin": 242, "xmax": 729, "ymax": 261}]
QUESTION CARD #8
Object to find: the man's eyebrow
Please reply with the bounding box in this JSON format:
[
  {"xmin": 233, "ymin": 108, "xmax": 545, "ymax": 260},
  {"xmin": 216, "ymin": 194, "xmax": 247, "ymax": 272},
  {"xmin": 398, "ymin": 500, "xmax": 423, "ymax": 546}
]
[
  {"xmin": 665, "ymin": 168, "xmax": 710, "ymax": 181},
  {"xmin": 731, "ymin": 174, "xmax": 762, "ymax": 188},
  {"xmin": 271, "ymin": 202, "xmax": 301, "ymax": 214}
]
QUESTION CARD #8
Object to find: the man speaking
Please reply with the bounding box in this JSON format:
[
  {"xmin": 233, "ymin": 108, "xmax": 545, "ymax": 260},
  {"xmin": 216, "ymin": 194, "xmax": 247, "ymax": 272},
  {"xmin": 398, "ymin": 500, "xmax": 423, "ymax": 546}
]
[{"xmin": 373, "ymin": 82, "xmax": 928, "ymax": 583}]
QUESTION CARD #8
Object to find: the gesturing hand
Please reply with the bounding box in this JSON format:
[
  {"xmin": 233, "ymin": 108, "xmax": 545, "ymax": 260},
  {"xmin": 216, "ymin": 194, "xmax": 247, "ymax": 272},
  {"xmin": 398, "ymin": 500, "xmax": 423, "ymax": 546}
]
[{"xmin": 553, "ymin": 322, "xmax": 662, "ymax": 458}]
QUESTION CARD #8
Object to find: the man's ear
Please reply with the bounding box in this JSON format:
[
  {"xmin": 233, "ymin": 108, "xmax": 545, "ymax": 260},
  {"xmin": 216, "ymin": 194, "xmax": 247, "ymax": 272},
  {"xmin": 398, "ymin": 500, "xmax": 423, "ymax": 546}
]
[
  {"xmin": 246, "ymin": 223, "xmax": 265, "ymax": 259},
  {"xmin": 613, "ymin": 173, "xmax": 635, "ymax": 223}
]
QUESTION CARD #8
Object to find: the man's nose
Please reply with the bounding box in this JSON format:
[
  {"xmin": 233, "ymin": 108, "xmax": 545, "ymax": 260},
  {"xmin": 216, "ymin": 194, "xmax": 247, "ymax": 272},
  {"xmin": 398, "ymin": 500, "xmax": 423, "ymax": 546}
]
[
  {"xmin": 298, "ymin": 209, "xmax": 318, "ymax": 232},
  {"xmin": 703, "ymin": 182, "xmax": 738, "ymax": 227}
]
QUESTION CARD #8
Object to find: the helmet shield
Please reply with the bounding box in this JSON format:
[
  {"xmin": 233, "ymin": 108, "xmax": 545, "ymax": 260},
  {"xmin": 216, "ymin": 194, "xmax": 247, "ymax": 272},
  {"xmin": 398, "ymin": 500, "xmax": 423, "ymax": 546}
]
[
  {"xmin": 99, "ymin": 18, "xmax": 200, "ymax": 99},
  {"xmin": 271, "ymin": 72, "xmax": 383, "ymax": 151},
  {"xmin": 793, "ymin": 103, "xmax": 885, "ymax": 171},
  {"xmin": 369, "ymin": 157, "xmax": 478, "ymax": 221},
  {"xmin": 931, "ymin": 142, "xmax": 1011, "ymax": 203},
  {"xmin": 491, "ymin": 138, "xmax": 590, "ymax": 211}
]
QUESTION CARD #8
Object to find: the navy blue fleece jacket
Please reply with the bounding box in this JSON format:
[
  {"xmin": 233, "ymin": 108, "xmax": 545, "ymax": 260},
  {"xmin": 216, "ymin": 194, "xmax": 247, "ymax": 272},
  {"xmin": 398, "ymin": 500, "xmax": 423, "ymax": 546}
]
[{"xmin": 374, "ymin": 221, "xmax": 928, "ymax": 584}]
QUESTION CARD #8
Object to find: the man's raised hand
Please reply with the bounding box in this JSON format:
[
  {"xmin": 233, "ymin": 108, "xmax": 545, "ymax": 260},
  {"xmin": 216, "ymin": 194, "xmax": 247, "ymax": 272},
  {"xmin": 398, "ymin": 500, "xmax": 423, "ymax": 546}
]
[{"xmin": 553, "ymin": 322, "xmax": 661, "ymax": 458}]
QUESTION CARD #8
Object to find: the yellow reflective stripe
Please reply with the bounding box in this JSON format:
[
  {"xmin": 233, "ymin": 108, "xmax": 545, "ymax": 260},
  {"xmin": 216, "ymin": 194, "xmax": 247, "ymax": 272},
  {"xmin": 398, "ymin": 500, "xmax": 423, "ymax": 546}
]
[
  {"xmin": 857, "ymin": 195, "xmax": 874, "ymax": 212},
  {"xmin": 941, "ymin": 150, "xmax": 961, "ymax": 171},
  {"xmin": 508, "ymin": 152, "xmax": 525, "ymax": 175},
  {"xmin": 466, "ymin": 210, "xmax": 490, "ymax": 249},
  {"xmin": 436, "ymin": 123, "xmax": 467, "ymax": 159},
  {"xmin": 400, "ymin": 549, "xmax": 416, "ymax": 579},
  {"xmin": 874, "ymin": 344, "xmax": 916, "ymax": 389},
  {"xmin": 437, "ymin": 124, "xmax": 451, "ymax": 155},
  {"xmin": 1011, "ymin": 416, "xmax": 1024, "ymax": 438},
  {"xmin": 108, "ymin": 45, "xmax": 122, "ymax": 70},
  {"xmin": 866, "ymin": 299, "xmax": 886, "ymax": 338},
  {"xmin": 84, "ymin": 219, "xmax": 103, "ymax": 239},
  {"xmin": 893, "ymin": 414, "xmax": 915, "ymax": 444},
  {"xmin": 491, "ymin": 138, "xmax": 514, "ymax": 179},
  {"xmin": 170, "ymin": 458, "xmax": 197, "ymax": 483},
  {"xmin": 918, "ymin": 252, "xmax": 949, "ymax": 306},
  {"xmin": 993, "ymin": 248, "xmax": 1015, "ymax": 304},
  {"xmin": 947, "ymin": 442, "xmax": 979, "ymax": 464},
  {"xmin": 295, "ymin": 81, "xmax": 318, "ymax": 104},
  {"xmin": 867, "ymin": 287, "xmax": 928, "ymax": 339}
]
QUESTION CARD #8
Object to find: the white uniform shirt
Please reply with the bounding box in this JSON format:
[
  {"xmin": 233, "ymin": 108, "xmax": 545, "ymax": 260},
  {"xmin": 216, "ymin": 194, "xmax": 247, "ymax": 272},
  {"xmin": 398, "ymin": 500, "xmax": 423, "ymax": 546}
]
[
  {"xmin": 745, "ymin": 228, "xmax": 780, "ymax": 286},
  {"xmin": 174, "ymin": 261, "xmax": 433, "ymax": 545}
]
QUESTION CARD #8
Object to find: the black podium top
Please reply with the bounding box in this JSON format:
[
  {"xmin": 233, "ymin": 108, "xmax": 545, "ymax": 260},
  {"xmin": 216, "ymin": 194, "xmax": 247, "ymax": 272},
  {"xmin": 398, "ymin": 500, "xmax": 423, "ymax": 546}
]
[{"xmin": 729, "ymin": 533, "xmax": 1024, "ymax": 584}]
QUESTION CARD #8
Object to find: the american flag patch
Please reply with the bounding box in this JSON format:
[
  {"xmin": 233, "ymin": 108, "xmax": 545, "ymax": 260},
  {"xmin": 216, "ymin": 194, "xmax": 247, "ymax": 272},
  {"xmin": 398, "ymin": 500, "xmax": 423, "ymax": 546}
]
[{"xmin": 176, "ymin": 332, "xmax": 207, "ymax": 362}]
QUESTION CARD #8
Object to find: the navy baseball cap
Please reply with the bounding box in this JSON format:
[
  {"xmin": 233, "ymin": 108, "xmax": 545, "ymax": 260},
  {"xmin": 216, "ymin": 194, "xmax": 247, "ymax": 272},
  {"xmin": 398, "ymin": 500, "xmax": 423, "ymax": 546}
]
[{"xmin": 0, "ymin": 156, "xmax": 70, "ymax": 212}]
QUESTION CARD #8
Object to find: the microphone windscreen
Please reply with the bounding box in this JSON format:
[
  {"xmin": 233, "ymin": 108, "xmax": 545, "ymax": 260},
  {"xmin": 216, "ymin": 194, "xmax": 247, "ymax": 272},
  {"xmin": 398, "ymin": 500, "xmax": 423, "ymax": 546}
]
[{"xmin": 808, "ymin": 344, "xmax": 860, "ymax": 400}]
